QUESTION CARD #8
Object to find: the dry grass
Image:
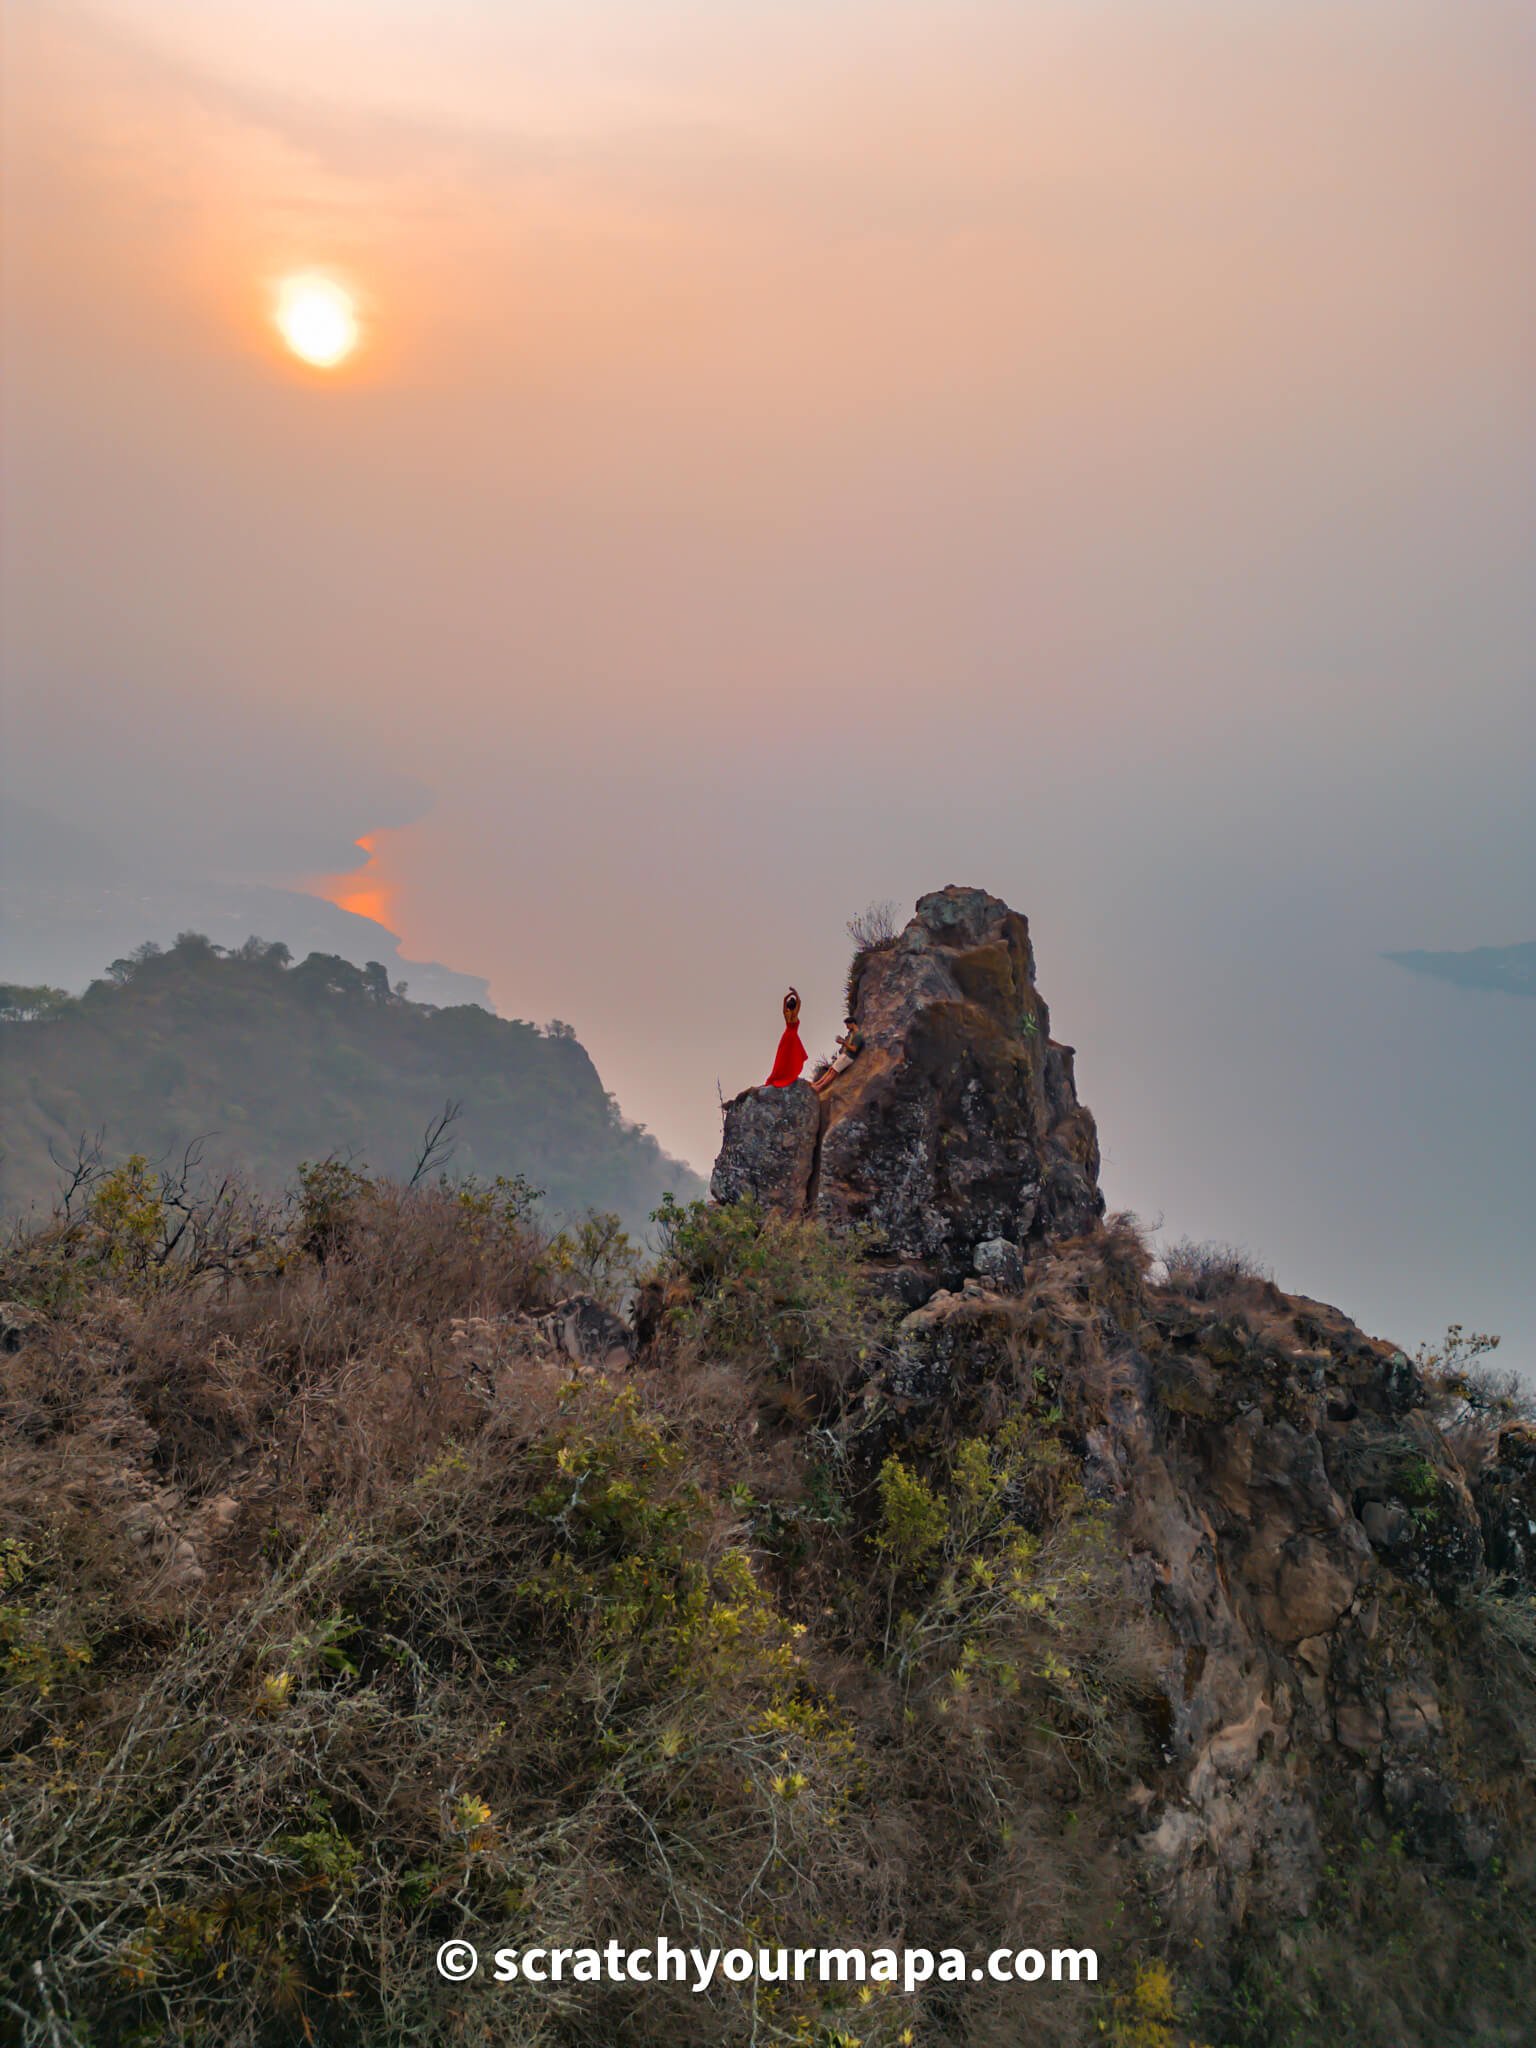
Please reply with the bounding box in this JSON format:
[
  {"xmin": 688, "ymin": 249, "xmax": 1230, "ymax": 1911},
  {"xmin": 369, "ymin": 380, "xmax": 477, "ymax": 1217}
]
[
  {"xmin": 3, "ymin": 1185, "xmax": 1535, "ymax": 2047},
  {"xmin": 846, "ymin": 903, "xmax": 900, "ymax": 953},
  {"xmin": 1155, "ymin": 1237, "xmax": 1273, "ymax": 1308},
  {"xmin": 0, "ymin": 1179, "xmax": 1161, "ymax": 2047}
]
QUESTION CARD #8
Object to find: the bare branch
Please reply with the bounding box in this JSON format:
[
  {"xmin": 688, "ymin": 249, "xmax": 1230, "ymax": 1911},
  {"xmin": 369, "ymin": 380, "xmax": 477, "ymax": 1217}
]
[{"xmin": 408, "ymin": 1099, "xmax": 463, "ymax": 1188}]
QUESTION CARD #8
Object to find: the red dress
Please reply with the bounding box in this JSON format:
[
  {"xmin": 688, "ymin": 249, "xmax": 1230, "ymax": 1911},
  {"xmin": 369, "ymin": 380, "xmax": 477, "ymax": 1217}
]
[{"xmin": 765, "ymin": 1025, "xmax": 807, "ymax": 1087}]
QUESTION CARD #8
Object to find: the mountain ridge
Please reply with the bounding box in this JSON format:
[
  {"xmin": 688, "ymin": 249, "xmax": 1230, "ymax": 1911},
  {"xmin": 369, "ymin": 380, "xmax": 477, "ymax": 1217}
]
[{"xmin": 0, "ymin": 931, "xmax": 700, "ymax": 1228}]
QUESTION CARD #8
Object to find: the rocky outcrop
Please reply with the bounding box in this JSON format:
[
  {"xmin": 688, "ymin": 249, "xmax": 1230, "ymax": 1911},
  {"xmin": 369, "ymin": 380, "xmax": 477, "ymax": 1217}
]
[
  {"xmin": 836, "ymin": 1241, "xmax": 1531, "ymax": 1931},
  {"xmin": 702, "ymin": 880, "xmax": 1533, "ymax": 1956},
  {"xmin": 710, "ymin": 1079, "xmax": 820, "ymax": 1213},
  {"xmin": 711, "ymin": 888, "xmax": 1103, "ymax": 1301},
  {"xmin": 1110, "ymin": 1283, "xmax": 1521, "ymax": 1899},
  {"xmin": 815, "ymin": 887, "xmax": 1102, "ymax": 1294}
]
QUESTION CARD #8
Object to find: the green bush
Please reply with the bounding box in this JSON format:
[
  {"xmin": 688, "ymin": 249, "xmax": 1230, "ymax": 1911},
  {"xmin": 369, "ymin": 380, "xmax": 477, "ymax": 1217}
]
[{"xmin": 651, "ymin": 1194, "xmax": 893, "ymax": 1396}]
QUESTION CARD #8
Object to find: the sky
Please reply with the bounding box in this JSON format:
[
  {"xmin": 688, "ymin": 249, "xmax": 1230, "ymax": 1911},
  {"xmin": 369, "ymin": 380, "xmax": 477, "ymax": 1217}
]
[{"xmin": 3, "ymin": 1, "xmax": 1533, "ymax": 1357}]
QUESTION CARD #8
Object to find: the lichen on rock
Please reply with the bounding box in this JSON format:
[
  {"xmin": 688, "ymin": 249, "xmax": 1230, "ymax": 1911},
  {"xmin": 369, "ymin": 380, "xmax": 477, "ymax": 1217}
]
[{"xmin": 709, "ymin": 1078, "xmax": 820, "ymax": 1213}]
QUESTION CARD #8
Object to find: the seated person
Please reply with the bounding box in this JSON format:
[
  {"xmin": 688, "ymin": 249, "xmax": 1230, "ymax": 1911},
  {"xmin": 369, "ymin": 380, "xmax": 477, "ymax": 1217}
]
[
  {"xmin": 765, "ymin": 987, "xmax": 807, "ymax": 1087},
  {"xmin": 811, "ymin": 1016, "xmax": 865, "ymax": 1094}
]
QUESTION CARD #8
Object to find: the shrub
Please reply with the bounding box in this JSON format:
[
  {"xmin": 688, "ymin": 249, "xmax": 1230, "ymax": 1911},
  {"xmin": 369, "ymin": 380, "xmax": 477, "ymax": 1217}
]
[
  {"xmin": 651, "ymin": 1195, "xmax": 894, "ymax": 1401},
  {"xmin": 545, "ymin": 1207, "xmax": 642, "ymax": 1310},
  {"xmin": 0, "ymin": 1372, "xmax": 903, "ymax": 2048},
  {"xmin": 1157, "ymin": 1236, "xmax": 1270, "ymax": 1303},
  {"xmin": 1209, "ymin": 1815, "xmax": 1536, "ymax": 2048},
  {"xmin": 1416, "ymin": 1323, "xmax": 1527, "ymax": 1430},
  {"xmin": 846, "ymin": 902, "xmax": 899, "ymax": 951},
  {"xmin": 865, "ymin": 1431, "xmax": 1154, "ymax": 1782},
  {"xmin": 0, "ymin": 1147, "xmax": 282, "ymax": 1312},
  {"xmin": 841, "ymin": 903, "xmax": 900, "ymax": 1016}
]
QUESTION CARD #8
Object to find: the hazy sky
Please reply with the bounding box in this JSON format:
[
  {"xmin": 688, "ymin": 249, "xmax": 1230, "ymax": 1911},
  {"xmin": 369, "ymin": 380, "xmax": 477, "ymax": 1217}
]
[{"xmin": 4, "ymin": 2, "xmax": 1533, "ymax": 1353}]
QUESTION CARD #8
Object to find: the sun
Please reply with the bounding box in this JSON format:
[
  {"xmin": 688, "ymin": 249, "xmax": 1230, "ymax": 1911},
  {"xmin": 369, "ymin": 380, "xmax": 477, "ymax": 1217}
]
[{"xmin": 274, "ymin": 275, "xmax": 359, "ymax": 369}]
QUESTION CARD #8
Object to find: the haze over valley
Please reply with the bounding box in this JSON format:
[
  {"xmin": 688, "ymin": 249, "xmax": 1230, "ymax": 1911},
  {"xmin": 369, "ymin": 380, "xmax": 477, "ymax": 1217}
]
[{"xmin": 4, "ymin": 0, "xmax": 1532, "ymax": 1354}]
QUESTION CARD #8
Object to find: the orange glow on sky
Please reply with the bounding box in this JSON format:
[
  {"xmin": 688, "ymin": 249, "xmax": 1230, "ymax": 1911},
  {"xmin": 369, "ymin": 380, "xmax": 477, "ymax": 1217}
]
[{"xmin": 312, "ymin": 834, "xmax": 399, "ymax": 933}]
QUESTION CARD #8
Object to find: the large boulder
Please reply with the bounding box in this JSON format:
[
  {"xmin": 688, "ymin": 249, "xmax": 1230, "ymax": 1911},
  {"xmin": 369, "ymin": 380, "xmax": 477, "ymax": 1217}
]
[
  {"xmin": 538, "ymin": 1295, "xmax": 636, "ymax": 1372},
  {"xmin": 710, "ymin": 1080, "xmax": 820, "ymax": 1213},
  {"xmin": 812, "ymin": 886, "xmax": 1102, "ymax": 1295}
]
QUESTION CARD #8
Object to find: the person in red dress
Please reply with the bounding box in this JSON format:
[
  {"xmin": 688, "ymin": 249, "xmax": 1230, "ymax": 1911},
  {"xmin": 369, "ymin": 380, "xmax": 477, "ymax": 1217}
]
[{"xmin": 765, "ymin": 987, "xmax": 807, "ymax": 1087}]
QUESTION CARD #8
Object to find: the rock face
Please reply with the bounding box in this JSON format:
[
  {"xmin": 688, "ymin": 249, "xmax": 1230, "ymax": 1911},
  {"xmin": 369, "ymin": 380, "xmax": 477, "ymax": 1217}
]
[
  {"xmin": 842, "ymin": 1250, "xmax": 1529, "ymax": 1929},
  {"xmin": 711, "ymin": 887, "xmax": 1102, "ymax": 1301},
  {"xmin": 710, "ymin": 1079, "xmax": 820, "ymax": 1212},
  {"xmin": 706, "ymin": 880, "xmax": 1536, "ymax": 1945}
]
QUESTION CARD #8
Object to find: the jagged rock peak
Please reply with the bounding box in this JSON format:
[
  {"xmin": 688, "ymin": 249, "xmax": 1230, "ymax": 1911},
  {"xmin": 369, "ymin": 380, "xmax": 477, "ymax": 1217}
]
[{"xmin": 711, "ymin": 885, "xmax": 1103, "ymax": 1303}]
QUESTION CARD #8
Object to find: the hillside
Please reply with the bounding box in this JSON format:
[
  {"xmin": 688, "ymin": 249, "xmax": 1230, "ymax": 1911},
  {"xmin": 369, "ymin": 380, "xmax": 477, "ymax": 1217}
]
[
  {"xmin": 0, "ymin": 933, "xmax": 701, "ymax": 1229},
  {"xmin": 2, "ymin": 891, "xmax": 1531, "ymax": 2048}
]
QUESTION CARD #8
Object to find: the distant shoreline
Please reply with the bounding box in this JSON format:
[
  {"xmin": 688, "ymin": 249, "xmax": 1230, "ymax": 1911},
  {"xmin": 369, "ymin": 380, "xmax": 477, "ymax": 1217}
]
[{"xmin": 1383, "ymin": 942, "xmax": 1536, "ymax": 1000}]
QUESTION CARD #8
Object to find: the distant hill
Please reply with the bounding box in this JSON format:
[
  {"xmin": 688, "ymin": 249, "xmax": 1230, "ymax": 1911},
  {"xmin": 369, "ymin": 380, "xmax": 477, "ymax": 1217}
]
[
  {"xmin": 1384, "ymin": 940, "xmax": 1536, "ymax": 998},
  {"xmin": 0, "ymin": 934, "xmax": 702, "ymax": 1228}
]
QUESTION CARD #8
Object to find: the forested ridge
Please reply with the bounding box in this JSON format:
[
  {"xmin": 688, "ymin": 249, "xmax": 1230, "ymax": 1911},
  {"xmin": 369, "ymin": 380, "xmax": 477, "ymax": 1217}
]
[{"xmin": 0, "ymin": 934, "xmax": 700, "ymax": 1228}]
